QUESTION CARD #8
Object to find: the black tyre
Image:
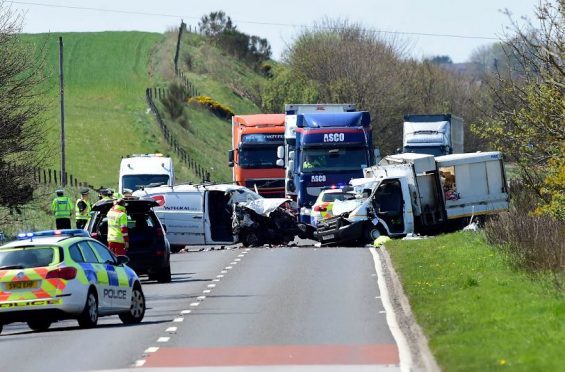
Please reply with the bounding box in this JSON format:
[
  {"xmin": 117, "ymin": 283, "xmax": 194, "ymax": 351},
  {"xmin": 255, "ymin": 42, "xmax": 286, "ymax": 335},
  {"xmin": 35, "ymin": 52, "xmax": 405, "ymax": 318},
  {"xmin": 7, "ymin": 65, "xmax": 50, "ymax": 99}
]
[
  {"xmin": 77, "ymin": 289, "xmax": 98, "ymax": 328},
  {"xmin": 364, "ymin": 225, "xmax": 381, "ymax": 244},
  {"xmin": 243, "ymin": 231, "xmax": 260, "ymax": 247},
  {"xmin": 157, "ymin": 265, "xmax": 172, "ymax": 283},
  {"xmin": 27, "ymin": 319, "xmax": 52, "ymax": 332},
  {"xmin": 119, "ymin": 285, "xmax": 145, "ymax": 324}
]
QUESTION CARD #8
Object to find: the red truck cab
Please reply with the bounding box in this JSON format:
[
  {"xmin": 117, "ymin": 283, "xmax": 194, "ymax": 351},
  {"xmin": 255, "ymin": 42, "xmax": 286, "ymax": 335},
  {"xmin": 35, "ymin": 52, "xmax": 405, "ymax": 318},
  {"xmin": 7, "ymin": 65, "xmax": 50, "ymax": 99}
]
[{"xmin": 228, "ymin": 114, "xmax": 285, "ymax": 197}]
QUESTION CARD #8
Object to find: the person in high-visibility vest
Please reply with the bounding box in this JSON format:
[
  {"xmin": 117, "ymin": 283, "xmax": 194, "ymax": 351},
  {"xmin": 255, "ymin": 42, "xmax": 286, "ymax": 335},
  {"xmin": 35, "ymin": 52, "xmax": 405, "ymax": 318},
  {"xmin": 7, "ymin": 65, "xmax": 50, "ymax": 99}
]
[
  {"xmin": 51, "ymin": 189, "xmax": 73, "ymax": 229},
  {"xmin": 75, "ymin": 188, "xmax": 92, "ymax": 229},
  {"xmin": 107, "ymin": 199, "xmax": 129, "ymax": 256}
]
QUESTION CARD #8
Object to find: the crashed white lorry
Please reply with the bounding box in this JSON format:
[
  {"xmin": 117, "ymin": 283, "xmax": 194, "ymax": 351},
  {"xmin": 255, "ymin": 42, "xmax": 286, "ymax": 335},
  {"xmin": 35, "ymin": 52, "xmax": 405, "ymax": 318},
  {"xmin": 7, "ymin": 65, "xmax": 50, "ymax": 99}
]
[
  {"xmin": 133, "ymin": 184, "xmax": 303, "ymax": 251},
  {"xmin": 314, "ymin": 152, "xmax": 509, "ymax": 245}
]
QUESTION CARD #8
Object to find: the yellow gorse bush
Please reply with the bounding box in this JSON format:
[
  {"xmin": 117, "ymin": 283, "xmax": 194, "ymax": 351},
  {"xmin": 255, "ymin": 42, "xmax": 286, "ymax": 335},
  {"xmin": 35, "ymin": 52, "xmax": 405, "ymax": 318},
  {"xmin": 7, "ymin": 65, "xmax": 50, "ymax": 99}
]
[{"xmin": 188, "ymin": 95, "xmax": 234, "ymax": 120}]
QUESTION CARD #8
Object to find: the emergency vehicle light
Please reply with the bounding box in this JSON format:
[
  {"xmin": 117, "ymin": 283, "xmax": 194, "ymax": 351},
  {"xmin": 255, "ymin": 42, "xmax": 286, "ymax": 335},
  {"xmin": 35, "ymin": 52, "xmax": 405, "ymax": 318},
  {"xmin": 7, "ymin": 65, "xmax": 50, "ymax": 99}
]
[{"xmin": 17, "ymin": 229, "xmax": 90, "ymax": 240}]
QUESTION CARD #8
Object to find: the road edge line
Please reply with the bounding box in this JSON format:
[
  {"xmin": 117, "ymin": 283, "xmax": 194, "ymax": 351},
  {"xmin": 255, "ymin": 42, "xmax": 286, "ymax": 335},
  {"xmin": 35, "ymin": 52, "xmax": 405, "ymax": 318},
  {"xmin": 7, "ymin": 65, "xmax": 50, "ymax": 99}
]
[{"xmin": 369, "ymin": 246, "xmax": 412, "ymax": 372}]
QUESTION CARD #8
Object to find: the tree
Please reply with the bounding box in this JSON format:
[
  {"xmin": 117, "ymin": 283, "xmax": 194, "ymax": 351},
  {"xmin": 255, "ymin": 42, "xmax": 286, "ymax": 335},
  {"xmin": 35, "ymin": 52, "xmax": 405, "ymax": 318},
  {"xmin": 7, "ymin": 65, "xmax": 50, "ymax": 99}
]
[
  {"xmin": 198, "ymin": 11, "xmax": 236, "ymax": 37},
  {"xmin": 472, "ymin": 0, "xmax": 564, "ymax": 220},
  {"xmin": 0, "ymin": 4, "xmax": 47, "ymax": 215},
  {"xmin": 426, "ymin": 55, "xmax": 453, "ymax": 64}
]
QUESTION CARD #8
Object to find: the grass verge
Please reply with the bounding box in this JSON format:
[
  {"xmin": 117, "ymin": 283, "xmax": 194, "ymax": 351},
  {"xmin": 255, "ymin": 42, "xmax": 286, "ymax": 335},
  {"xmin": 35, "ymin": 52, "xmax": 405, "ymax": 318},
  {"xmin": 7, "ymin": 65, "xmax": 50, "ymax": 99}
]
[{"xmin": 386, "ymin": 231, "xmax": 564, "ymax": 371}]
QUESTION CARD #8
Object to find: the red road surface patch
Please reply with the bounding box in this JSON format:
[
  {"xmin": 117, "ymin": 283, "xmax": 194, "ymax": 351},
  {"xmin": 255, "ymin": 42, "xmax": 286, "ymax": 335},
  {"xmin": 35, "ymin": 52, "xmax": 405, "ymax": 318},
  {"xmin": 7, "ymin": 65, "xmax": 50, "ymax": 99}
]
[{"xmin": 144, "ymin": 344, "xmax": 399, "ymax": 367}]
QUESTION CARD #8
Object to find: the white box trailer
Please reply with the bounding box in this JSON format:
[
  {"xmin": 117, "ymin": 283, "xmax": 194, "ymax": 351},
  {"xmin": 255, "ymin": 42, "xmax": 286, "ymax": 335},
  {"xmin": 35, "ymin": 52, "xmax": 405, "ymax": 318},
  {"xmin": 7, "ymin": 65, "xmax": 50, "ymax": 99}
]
[
  {"xmin": 315, "ymin": 152, "xmax": 509, "ymax": 244},
  {"xmin": 403, "ymin": 114, "xmax": 464, "ymax": 156}
]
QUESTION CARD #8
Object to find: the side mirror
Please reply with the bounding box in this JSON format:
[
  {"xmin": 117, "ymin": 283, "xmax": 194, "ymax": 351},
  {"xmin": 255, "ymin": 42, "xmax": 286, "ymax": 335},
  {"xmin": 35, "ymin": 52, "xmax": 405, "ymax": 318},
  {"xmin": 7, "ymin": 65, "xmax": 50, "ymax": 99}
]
[
  {"xmin": 227, "ymin": 150, "xmax": 234, "ymax": 167},
  {"xmin": 116, "ymin": 255, "xmax": 129, "ymax": 265},
  {"xmin": 276, "ymin": 159, "xmax": 284, "ymax": 167},
  {"xmin": 289, "ymin": 151, "xmax": 295, "ymax": 160},
  {"xmin": 277, "ymin": 146, "xmax": 285, "ymax": 159}
]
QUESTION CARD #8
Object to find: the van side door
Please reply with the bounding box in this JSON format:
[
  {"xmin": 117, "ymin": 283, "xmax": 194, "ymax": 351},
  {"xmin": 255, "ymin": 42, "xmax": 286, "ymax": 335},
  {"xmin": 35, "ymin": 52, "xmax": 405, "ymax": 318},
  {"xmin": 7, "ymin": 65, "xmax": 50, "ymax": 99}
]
[{"xmin": 157, "ymin": 192, "xmax": 205, "ymax": 246}]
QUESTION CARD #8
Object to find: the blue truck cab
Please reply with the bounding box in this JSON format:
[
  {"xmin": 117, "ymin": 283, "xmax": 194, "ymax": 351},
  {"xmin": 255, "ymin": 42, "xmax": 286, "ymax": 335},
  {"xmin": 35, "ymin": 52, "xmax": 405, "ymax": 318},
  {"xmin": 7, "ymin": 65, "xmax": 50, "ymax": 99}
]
[{"xmin": 278, "ymin": 109, "xmax": 374, "ymax": 223}]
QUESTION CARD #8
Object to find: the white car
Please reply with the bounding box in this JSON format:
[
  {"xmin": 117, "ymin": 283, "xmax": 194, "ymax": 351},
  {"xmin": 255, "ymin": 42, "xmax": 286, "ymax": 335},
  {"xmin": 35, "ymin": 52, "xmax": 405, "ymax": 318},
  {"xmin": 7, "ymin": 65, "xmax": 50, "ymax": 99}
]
[{"xmin": 0, "ymin": 229, "xmax": 145, "ymax": 335}]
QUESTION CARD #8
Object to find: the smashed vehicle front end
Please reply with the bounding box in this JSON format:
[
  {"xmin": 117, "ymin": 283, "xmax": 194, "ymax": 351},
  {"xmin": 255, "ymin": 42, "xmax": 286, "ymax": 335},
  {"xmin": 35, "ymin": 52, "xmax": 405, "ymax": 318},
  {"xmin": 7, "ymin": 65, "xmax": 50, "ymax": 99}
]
[
  {"xmin": 232, "ymin": 198, "xmax": 306, "ymax": 247},
  {"xmin": 314, "ymin": 198, "xmax": 374, "ymax": 246}
]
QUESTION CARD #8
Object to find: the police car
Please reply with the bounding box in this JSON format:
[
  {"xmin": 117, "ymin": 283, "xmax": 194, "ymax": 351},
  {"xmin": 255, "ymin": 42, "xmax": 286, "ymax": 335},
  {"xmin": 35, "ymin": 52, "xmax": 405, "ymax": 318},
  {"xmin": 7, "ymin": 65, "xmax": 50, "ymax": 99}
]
[
  {"xmin": 0, "ymin": 230, "xmax": 145, "ymax": 334},
  {"xmin": 311, "ymin": 188, "xmax": 357, "ymax": 227}
]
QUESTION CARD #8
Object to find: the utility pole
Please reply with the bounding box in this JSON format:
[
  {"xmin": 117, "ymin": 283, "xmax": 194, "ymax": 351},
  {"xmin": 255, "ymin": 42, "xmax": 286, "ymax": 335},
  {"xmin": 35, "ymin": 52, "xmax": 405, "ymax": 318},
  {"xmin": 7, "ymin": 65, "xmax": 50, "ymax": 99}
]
[{"xmin": 59, "ymin": 36, "xmax": 66, "ymax": 186}]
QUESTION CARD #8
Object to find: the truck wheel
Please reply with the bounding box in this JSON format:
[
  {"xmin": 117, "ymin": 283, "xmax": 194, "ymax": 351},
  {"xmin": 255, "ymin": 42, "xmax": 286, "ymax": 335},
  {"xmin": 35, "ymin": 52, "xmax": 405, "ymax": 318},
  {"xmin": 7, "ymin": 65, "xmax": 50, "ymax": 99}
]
[
  {"xmin": 157, "ymin": 265, "xmax": 172, "ymax": 283},
  {"xmin": 119, "ymin": 284, "xmax": 145, "ymax": 324},
  {"xmin": 27, "ymin": 319, "xmax": 52, "ymax": 332},
  {"xmin": 243, "ymin": 232, "xmax": 260, "ymax": 247},
  {"xmin": 77, "ymin": 289, "xmax": 98, "ymax": 328},
  {"xmin": 365, "ymin": 226, "xmax": 381, "ymax": 244}
]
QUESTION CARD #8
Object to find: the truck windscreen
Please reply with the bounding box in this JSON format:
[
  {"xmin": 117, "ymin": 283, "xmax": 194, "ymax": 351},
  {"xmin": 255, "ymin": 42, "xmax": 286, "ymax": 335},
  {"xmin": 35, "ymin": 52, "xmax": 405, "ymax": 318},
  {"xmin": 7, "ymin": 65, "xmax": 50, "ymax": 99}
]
[
  {"xmin": 122, "ymin": 174, "xmax": 170, "ymax": 191},
  {"xmin": 300, "ymin": 148, "xmax": 368, "ymax": 173},
  {"xmin": 239, "ymin": 146, "xmax": 279, "ymax": 168}
]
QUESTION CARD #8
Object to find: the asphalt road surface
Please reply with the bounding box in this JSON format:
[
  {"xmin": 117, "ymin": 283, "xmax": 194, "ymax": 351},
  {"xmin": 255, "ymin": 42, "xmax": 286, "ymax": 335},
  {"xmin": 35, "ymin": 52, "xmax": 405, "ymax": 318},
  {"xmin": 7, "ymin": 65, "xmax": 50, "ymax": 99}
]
[{"xmin": 0, "ymin": 245, "xmax": 406, "ymax": 371}]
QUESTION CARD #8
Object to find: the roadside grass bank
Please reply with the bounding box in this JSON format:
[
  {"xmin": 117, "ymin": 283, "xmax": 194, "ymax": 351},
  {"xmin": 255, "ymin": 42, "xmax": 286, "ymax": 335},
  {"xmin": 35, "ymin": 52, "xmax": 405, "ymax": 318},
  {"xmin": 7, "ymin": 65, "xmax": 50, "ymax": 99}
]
[{"xmin": 386, "ymin": 231, "xmax": 564, "ymax": 371}]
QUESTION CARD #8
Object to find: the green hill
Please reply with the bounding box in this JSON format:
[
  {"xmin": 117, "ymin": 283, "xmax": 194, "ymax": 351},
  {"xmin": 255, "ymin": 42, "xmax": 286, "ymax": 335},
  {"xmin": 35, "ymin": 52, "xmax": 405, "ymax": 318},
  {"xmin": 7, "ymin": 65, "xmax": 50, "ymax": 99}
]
[
  {"xmin": 22, "ymin": 30, "xmax": 271, "ymax": 186},
  {"xmin": 23, "ymin": 31, "xmax": 196, "ymax": 187}
]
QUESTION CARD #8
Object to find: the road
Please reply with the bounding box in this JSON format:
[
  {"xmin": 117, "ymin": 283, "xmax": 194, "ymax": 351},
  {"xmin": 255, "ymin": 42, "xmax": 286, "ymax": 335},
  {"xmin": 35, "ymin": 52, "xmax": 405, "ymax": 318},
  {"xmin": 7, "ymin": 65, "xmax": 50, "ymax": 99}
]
[{"xmin": 0, "ymin": 245, "xmax": 407, "ymax": 371}]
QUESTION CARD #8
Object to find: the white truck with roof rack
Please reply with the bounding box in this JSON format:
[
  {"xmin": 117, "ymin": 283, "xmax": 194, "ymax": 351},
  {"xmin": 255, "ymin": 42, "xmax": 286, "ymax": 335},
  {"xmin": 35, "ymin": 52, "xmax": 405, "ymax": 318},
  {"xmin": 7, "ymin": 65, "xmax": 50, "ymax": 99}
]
[
  {"xmin": 314, "ymin": 151, "xmax": 509, "ymax": 245},
  {"xmin": 119, "ymin": 154, "xmax": 174, "ymax": 194}
]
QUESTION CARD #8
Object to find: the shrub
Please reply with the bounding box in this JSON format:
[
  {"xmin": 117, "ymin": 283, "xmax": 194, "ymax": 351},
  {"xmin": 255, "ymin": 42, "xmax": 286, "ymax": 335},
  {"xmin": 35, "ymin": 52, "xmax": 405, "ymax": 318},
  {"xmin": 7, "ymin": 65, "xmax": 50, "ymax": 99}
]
[
  {"xmin": 188, "ymin": 95, "xmax": 234, "ymax": 120},
  {"xmin": 161, "ymin": 82, "xmax": 187, "ymax": 119},
  {"xmin": 484, "ymin": 181, "xmax": 564, "ymax": 286}
]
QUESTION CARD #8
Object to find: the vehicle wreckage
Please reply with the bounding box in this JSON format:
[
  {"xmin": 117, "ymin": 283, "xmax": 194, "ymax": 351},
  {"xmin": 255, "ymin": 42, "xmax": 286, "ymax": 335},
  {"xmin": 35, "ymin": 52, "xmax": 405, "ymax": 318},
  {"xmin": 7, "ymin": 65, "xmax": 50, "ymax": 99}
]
[
  {"xmin": 315, "ymin": 152, "xmax": 510, "ymax": 246},
  {"xmin": 232, "ymin": 198, "xmax": 307, "ymax": 247}
]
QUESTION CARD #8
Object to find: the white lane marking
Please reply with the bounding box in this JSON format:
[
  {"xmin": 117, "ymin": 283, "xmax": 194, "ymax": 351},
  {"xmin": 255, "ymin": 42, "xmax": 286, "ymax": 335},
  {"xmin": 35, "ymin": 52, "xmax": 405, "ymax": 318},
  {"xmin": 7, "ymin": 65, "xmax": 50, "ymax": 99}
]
[
  {"xmin": 157, "ymin": 337, "xmax": 170, "ymax": 343},
  {"xmin": 244, "ymin": 248, "xmax": 251, "ymax": 252},
  {"xmin": 372, "ymin": 273, "xmax": 377, "ymax": 277},
  {"xmin": 174, "ymin": 317, "xmax": 185, "ymax": 322},
  {"xmin": 375, "ymin": 296, "xmax": 381, "ymax": 299},
  {"xmin": 369, "ymin": 247, "xmax": 412, "ymax": 372},
  {"xmin": 220, "ymin": 270, "xmax": 228, "ymax": 274},
  {"xmin": 213, "ymin": 279, "xmax": 221, "ymax": 282},
  {"xmin": 225, "ymin": 266, "xmax": 233, "ymax": 269},
  {"xmin": 165, "ymin": 327, "xmax": 177, "ymax": 333},
  {"xmin": 208, "ymin": 284, "xmax": 216, "ymax": 288},
  {"xmin": 134, "ymin": 360, "xmax": 146, "ymax": 367},
  {"xmin": 197, "ymin": 296, "xmax": 206, "ymax": 301},
  {"xmin": 216, "ymin": 274, "xmax": 224, "ymax": 278},
  {"xmin": 180, "ymin": 310, "xmax": 191, "ymax": 315},
  {"xmin": 238, "ymin": 254, "xmax": 244, "ymax": 257},
  {"xmin": 379, "ymin": 310, "xmax": 386, "ymax": 314},
  {"xmin": 203, "ymin": 289, "xmax": 211, "ymax": 294},
  {"xmin": 234, "ymin": 258, "xmax": 241, "ymax": 262},
  {"xmin": 190, "ymin": 302, "xmax": 200, "ymax": 307},
  {"xmin": 230, "ymin": 262, "xmax": 237, "ymax": 265},
  {"xmin": 144, "ymin": 347, "xmax": 159, "ymax": 353}
]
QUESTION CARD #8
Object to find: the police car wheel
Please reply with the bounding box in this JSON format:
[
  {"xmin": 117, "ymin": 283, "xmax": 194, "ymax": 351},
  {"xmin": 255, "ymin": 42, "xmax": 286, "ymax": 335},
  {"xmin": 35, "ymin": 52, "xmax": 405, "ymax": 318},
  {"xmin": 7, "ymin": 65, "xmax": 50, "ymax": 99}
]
[
  {"xmin": 27, "ymin": 319, "xmax": 52, "ymax": 332},
  {"xmin": 78, "ymin": 289, "xmax": 99, "ymax": 328},
  {"xmin": 119, "ymin": 285, "xmax": 145, "ymax": 324}
]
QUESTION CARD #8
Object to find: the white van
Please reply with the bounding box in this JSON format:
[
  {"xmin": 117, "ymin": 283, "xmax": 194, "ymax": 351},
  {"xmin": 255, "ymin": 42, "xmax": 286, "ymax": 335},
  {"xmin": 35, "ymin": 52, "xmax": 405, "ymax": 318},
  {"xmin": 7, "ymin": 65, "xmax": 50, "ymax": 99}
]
[
  {"xmin": 133, "ymin": 184, "xmax": 262, "ymax": 252},
  {"xmin": 119, "ymin": 154, "xmax": 174, "ymax": 194}
]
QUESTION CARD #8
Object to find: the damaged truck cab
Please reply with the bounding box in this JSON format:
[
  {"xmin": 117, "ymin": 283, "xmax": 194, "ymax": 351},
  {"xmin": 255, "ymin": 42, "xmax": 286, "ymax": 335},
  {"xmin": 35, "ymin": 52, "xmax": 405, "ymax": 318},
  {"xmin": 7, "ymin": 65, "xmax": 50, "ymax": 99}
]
[{"xmin": 315, "ymin": 152, "xmax": 510, "ymax": 245}]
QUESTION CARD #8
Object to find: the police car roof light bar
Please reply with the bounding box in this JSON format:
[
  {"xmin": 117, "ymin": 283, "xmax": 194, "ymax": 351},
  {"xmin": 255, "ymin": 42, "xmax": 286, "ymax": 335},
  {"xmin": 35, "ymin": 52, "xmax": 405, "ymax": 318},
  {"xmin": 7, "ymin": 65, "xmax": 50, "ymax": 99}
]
[{"xmin": 17, "ymin": 229, "xmax": 90, "ymax": 240}]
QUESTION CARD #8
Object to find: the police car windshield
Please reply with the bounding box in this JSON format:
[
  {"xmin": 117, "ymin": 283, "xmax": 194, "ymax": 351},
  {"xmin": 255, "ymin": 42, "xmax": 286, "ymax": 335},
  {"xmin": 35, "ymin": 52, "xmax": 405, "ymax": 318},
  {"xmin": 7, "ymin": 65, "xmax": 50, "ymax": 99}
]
[
  {"xmin": 0, "ymin": 247, "xmax": 57, "ymax": 269},
  {"xmin": 123, "ymin": 175, "xmax": 169, "ymax": 191},
  {"xmin": 301, "ymin": 148, "xmax": 368, "ymax": 173}
]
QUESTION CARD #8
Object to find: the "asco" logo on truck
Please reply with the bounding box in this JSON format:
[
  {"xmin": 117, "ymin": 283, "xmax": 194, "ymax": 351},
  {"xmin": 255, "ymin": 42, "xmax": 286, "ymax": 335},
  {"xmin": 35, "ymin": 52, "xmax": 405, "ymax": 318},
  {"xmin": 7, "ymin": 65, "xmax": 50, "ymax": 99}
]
[
  {"xmin": 323, "ymin": 133, "xmax": 345, "ymax": 142},
  {"xmin": 311, "ymin": 175, "xmax": 326, "ymax": 183}
]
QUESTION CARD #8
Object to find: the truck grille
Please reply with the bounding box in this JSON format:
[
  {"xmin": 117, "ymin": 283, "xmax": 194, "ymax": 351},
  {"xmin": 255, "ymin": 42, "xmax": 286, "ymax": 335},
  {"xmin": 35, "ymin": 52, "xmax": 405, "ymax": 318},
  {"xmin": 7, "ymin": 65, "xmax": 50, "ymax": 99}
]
[{"xmin": 317, "ymin": 216, "xmax": 350, "ymax": 231}]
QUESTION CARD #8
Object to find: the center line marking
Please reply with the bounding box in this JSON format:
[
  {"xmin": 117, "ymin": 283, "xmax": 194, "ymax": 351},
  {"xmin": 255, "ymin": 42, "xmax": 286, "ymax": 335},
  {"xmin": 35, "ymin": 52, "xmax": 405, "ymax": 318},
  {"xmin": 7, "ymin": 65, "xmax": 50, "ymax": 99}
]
[
  {"xmin": 134, "ymin": 360, "xmax": 146, "ymax": 367},
  {"xmin": 174, "ymin": 317, "xmax": 185, "ymax": 322},
  {"xmin": 220, "ymin": 270, "xmax": 228, "ymax": 274},
  {"xmin": 226, "ymin": 266, "xmax": 233, "ymax": 269},
  {"xmin": 157, "ymin": 337, "xmax": 170, "ymax": 343},
  {"xmin": 190, "ymin": 302, "xmax": 200, "ymax": 307},
  {"xmin": 144, "ymin": 347, "xmax": 159, "ymax": 354},
  {"xmin": 216, "ymin": 274, "xmax": 224, "ymax": 278},
  {"xmin": 180, "ymin": 310, "xmax": 191, "ymax": 315},
  {"xmin": 213, "ymin": 279, "xmax": 221, "ymax": 282},
  {"xmin": 238, "ymin": 254, "xmax": 244, "ymax": 257},
  {"xmin": 230, "ymin": 262, "xmax": 237, "ymax": 265},
  {"xmin": 165, "ymin": 327, "xmax": 177, "ymax": 333},
  {"xmin": 234, "ymin": 258, "xmax": 241, "ymax": 262},
  {"xmin": 197, "ymin": 296, "xmax": 206, "ymax": 301},
  {"xmin": 208, "ymin": 284, "xmax": 216, "ymax": 288},
  {"xmin": 203, "ymin": 289, "xmax": 211, "ymax": 293}
]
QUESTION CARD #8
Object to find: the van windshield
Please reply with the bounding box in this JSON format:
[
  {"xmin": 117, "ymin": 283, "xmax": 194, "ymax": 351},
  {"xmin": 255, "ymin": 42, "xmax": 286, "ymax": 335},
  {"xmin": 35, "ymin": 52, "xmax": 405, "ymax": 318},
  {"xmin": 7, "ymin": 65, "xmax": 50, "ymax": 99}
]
[{"xmin": 123, "ymin": 175, "xmax": 169, "ymax": 191}]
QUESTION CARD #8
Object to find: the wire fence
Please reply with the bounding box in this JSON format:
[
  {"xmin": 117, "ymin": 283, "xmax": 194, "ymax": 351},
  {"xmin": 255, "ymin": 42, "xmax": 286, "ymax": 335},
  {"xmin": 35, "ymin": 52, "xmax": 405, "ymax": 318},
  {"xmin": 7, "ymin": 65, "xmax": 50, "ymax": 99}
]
[
  {"xmin": 145, "ymin": 88, "xmax": 210, "ymax": 182},
  {"xmin": 3, "ymin": 163, "xmax": 90, "ymax": 188}
]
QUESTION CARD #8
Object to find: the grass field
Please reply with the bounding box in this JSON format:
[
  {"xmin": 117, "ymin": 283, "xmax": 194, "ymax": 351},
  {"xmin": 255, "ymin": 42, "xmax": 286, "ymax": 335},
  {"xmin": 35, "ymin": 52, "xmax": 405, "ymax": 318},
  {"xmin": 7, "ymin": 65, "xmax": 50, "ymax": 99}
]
[
  {"xmin": 386, "ymin": 232, "xmax": 564, "ymax": 371},
  {"xmin": 21, "ymin": 31, "xmax": 198, "ymax": 188}
]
